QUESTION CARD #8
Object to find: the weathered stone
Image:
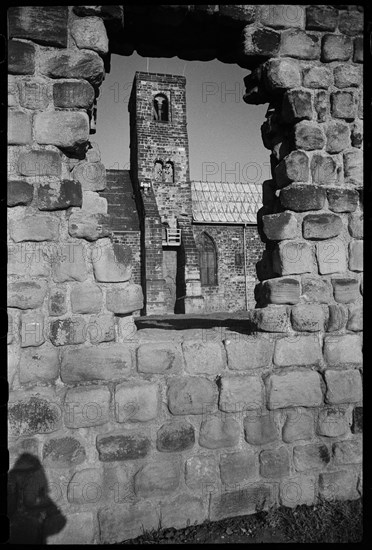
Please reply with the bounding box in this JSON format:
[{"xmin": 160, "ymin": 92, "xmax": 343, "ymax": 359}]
[
  {"xmin": 159, "ymin": 494, "xmax": 207, "ymax": 531},
  {"xmin": 266, "ymin": 370, "xmax": 323, "ymax": 409},
  {"xmin": 199, "ymin": 415, "xmax": 240, "ymax": 449},
  {"xmin": 220, "ymin": 450, "xmax": 256, "ymax": 484},
  {"xmin": 52, "ymin": 243, "xmax": 88, "ymax": 283},
  {"xmin": 350, "ymin": 120, "xmax": 363, "ymax": 148},
  {"xmin": 21, "ymin": 312, "xmax": 44, "ymax": 347},
  {"xmin": 344, "ymin": 149, "xmax": 362, "ymax": 187},
  {"xmin": 353, "ymin": 36, "xmax": 363, "ymax": 63},
  {"xmin": 325, "ymin": 369, "xmax": 362, "ymax": 404},
  {"xmin": 92, "ymin": 239, "xmax": 132, "ymax": 283},
  {"xmin": 314, "ymin": 90, "xmax": 328, "ymax": 122},
  {"xmin": 326, "ymin": 304, "xmax": 348, "ymax": 331},
  {"xmin": 43, "ymin": 436, "xmax": 86, "ymax": 469},
  {"xmin": 37, "ymin": 180, "xmax": 82, "ymax": 210},
  {"xmin": 261, "ymin": 277, "xmax": 300, "ymax": 305},
  {"xmin": 210, "ymin": 483, "xmax": 275, "ymax": 521},
  {"xmin": 53, "ymin": 80, "xmax": 95, "ymax": 108},
  {"xmin": 9, "ymin": 393, "xmax": 62, "ymax": 436},
  {"xmin": 8, "ymin": 40, "xmax": 35, "ymax": 75},
  {"xmin": 157, "ymin": 421, "xmax": 195, "ymax": 452},
  {"xmin": 8, "ymin": 438, "xmax": 39, "ymax": 470},
  {"xmin": 260, "ymin": 5, "xmax": 305, "ymax": 29},
  {"xmin": 224, "ymin": 337, "xmax": 274, "ymax": 370},
  {"xmin": 280, "ymin": 29, "xmax": 320, "ymax": 59},
  {"xmin": 98, "ymin": 502, "xmax": 158, "ymax": 544},
  {"xmin": 294, "ymin": 121, "xmax": 325, "ymax": 150},
  {"xmin": 282, "ymin": 89, "xmax": 313, "ymax": 121},
  {"xmin": 167, "ymin": 376, "xmax": 217, "ymax": 415},
  {"xmin": 306, "ymin": 6, "xmax": 338, "ymax": 31},
  {"xmin": 250, "ymin": 306, "xmax": 290, "ymax": 332},
  {"xmin": 274, "ymin": 335, "xmax": 322, "ymax": 366},
  {"xmin": 82, "ymin": 191, "xmax": 108, "ymax": 213},
  {"xmin": 72, "ymin": 161, "xmax": 107, "ymax": 191},
  {"xmin": 18, "ymin": 80, "xmax": 49, "ymax": 110},
  {"xmin": 327, "ymin": 188, "xmax": 358, "ymax": 213},
  {"xmin": 8, "ymin": 242, "xmax": 50, "ymax": 278},
  {"xmin": 18, "ymin": 150, "xmax": 62, "ymax": 177},
  {"xmin": 97, "ymin": 430, "xmax": 151, "ymax": 462},
  {"xmin": 219, "ymin": 375, "xmax": 262, "ymax": 412},
  {"xmin": 273, "ymin": 240, "xmax": 315, "ymax": 275},
  {"xmin": 134, "ymin": 457, "xmax": 181, "ymax": 497},
  {"xmin": 49, "ymin": 317, "xmax": 86, "ymax": 346},
  {"xmin": 293, "ymin": 443, "xmax": 330, "ymax": 471},
  {"xmin": 325, "ymin": 120, "xmax": 351, "ymax": 153},
  {"xmin": 8, "ymin": 6, "xmax": 68, "ymax": 47},
  {"xmin": 68, "ymin": 211, "xmax": 110, "ymax": 241},
  {"xmin": 282, "ymin": 408, "xmax": 314, "ymax": 442},
  {"xmin": 9, "ymin": 214, "xmax": 59, "ymax": 243},
  {"xmin": 7, "ymin": 180, "xmax": 33, "ymax": 206},
  {"xmin": 321, "ymin": 34, "xmax": 353, "ymax": 62},
  {"xmin": 263, "ymin": 58, "xmax": 302, "ymax": 91},
  {"xmin": 8, "ymin": 110, "xmax": 32, "ymax": 145},
  {"xmin": 61, "ymin": 344, "xmax": 131, "ymax": 383},
  {"xmin": 275, "ymin": 151, "xmax": 310, "ymax": 187},
  {"xmin": 280, "ymin": 474, "xmax": 316, "ymax": 507},
  {"xmin": 71, "ymin": 16, "xmax": 109, "ymax": 55},
  {"xmin": 185, "ymin": 455, "xmax": 218, "ymax": 492},
  {"xmin": 34, "ymin": 111, "xmax": 89, "ymax": 150},
  {"xmin": 8, "ymin": 280, "xmax": 47, "ymax": 309},
  {"xmin": 324, "ymin": 334, "xmax": 362, "ymax": 366},
  {"xmin": 352, "ymin": 407, "xmax": 362, "ymax": 434},
  {"xmin": 70, "ymin": 281, "xmax": 102, "ymax": 313},
  {"xmin": 301, "ymin": 276, "xmax": 333, "ymax": 303},
  {"xmin": 67, "ymin": 468, "xmax": 103, "ymax": 504},
  {"xmin": 310, "ymin": 154, "xmax": 339, "ymax": 186},
  {"xmin": 280, "ymin": 184, "xmax": 326, "ymax": 211},
  {"xmin": 116, "ymin": 315, "xmax": 137, "ymax": 342},
  {"xmin": 338, "ymin": 10, "xmax": 363, "ymax": 36},
  {"xmin": 115, "ymin": 381, "xmax": 158, "ymax": 423},
  {"xmin": 242, "ymin": 26, "xmax": 281, "ymax": 58},
  {"xmin": 244, "ymin": 413, "xmax": 278, "ymax": 445},
  {"xmin": 291, "ymin": 304, "xmax": 324, "ymax": 331},
  {"xmin": 331, "ymin": 90, "xmax": 357, "ymax": 120},
  {"xmin": 19, "ymin": 343, "xmax": 59, "ymax": 383},
  {"xmin": 332, "ymin": 277, "xmax": 359, "ymax": 304},
  {"xmin": 137, "ymin": 342, "xmax": 182, "ymax": 373},
  {"xmin": 334, "ymin": 65, "xmax": 362, "ymax": 89},
  {"xmin": 87, "ymin": 314, "xmax": 115, "ymax": 343},
  {"xmin": 319, "ymin": 470, "xmax": 359, "ymax": 501},
  {"xmin": 40, "ymin": 49, "xmax": 104, "ymax": 87},
  {"xmin": 316, "ymin": 406, "xmax": 350, "ymax": 437},
  {"xmin": 183, "ymin": 341, "xmax": 225, "ymax": 375},
  {"xmin": 106, "ymin": 285, "xmax": 143, "ymax": 314},
  {"xmin": 302, "ymin": 65, "xmax": 333, "ymax": 89},
  {"xmin": 303, "ymin": 213, "xmax": 342, "ymax": 240},
  {"xmin": 48, "ymin": 288, "xmax": 66, "ymax": 316},
  {"xmin": 347, "ymin": 304, "xmax": 362, "ymax": 331},
  {"xmin": 333, "ymin": 440, "xmax": 362, "ymax": 467},
  {"xmin": 260, "ymin": 447, "xmax": 290, "ymax": 478},
  {"xmin": 64, "ymin": 385, "xmax": 110, "ymax": 428},
  {"xmin": 316, "ymin": 238, "xmax": 347, "ymax": 274}
]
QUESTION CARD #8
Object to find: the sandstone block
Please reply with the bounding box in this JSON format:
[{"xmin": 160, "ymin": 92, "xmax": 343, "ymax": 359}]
[
  {"xmin": 327, "ymin": 188, "xmax": 358, "ymax": 213},
  {"xmin": 18, "ymin": 150, "xmax": 61, "ymax": 177},
  {"xmin": 40, "ymin": 49, "xmax": 104, "ymax": 86},
  {"xmin": 220, "ymin": 450, "xmax": 256, "ymax": 485},
  {"xmin": 8, "ymin": 242, "xmax": 50, "ymax": 278},
  {"xmin": 21, "ymin": 312, "xmax": 45, "ymax": 347},
  {"xmin": 331, "ymin": 91, "xmax": 357, "ymax": 120},
  {"xmin": 115, "ymin": 381, "xmax": 159, "ymax": 423},
  {"xmin": 326, "ymin": 304, "xmax": 348, "ymax": 331},
  {"xmin": 61, "ymin": 344, "xmax": 131, "ymax": 383},
  {"xmin": 338, "ymin": 10, "xmax": 363, "ymax": 36},
  {"xmin": 261, "ymin": 277, "xmax": 300, "ymax": 305},
  {"xmin": 331, "ymin": 277, "xmax": 359, "ymax": 303},
  {"xmin": 321, "ymin": 34, "xmax": 353, "ymax": 62},
  {"xmin": 324, "ymin": 334, "xmax": 362, "ymax": 366},
  {"xmin": 301, "ymin": 276, "xmax": 333, "ymax": 303},
  {"xmin": 314, "ymin": 90, "xmax": 328, "ymax": 122},
  {"xmin": 210, "ymin": 483, "xmax": 275, "ymax": 521},
  {"xmin": 9, "ymin": 392, "xmax": 62, "ymax": 436},
  {"xmin": 43, "ymin": 436, "xmax": 86, "ymax": 469},
  {"xmin": 316, "ymin": 406, "xmax": 350, "ymax": 437},
  {"xmin": 183, "ymin": 341, "xmax": 225, "ymax": 375},
  {"xmin": 303, "ymin": 213, "xmax": 342, "ymax": 240},
  {"xmin": 306, "ymin": 6, "xmax": 338, "ymax": 31},
  {"xmin": 48, "ymin": 288, "xmax": 66, "ymax": 316},
  {"xmin": 18, "ymin": 80, "xmax": 50, "ymax": 110},
  {"xmin": 280, "ymin": 474, "xmax": 316, "ymax": 507},
  {"xmin": 273, "ymin": 240, "xmax": 315, "ymax": 275},
  {"xmin": 53, "ymin": 79, "xmax": 95, "ymax": 109},
  {"xmin": 106, "ymin": 284, "xmax": 143, "ymax": 313},
  {"xmin": 97, "ymin": 430, "xmax": 151, "ymax": 462},
  {"xmin": 316, "ymin": 238, "xmax": 347, "ymax": 274},
  {"xmin": 243, "ymin": 413, "xmax": 278, "ymax": 445},
  {"xmin": 68, "ymin": 211, "xmax": 111, "ymax": 241},
  {"xmin": 275, "ymin": 150, "xmax": 309, "ymax": 187},
  {"xmin": 82, "ymin": 191, "xmax": 108, "ymax": 213},
  {"xmin": 280, "ymin": 29, "xmax": 320, "ymax": 59},
  {"xmin": 260, "ymin": 447, "xmax": 290, "ymax": 478},
  {"xmin": 67, "ymin": 468, "xmax": 103, "ymax": 504},
  {"xmin": 7, "ymin": 180, "xmax": 33, "ymax": 206},
  {"xmin": 325, "ymin": 120, "xmax": 351, "ymax": 153},
  {"xmin": 72, "ymin": 161, "xmax": 106, "ymax": 191},
  {"xmin": 325, "ymin": 369, "xmax": 362, "ymax": 404},
  {"xmin": 8, "ymin": 40, "xmax": 35, "ymax": 74},
  {"xmin": 98, "ymin": 502, "xmax": 158, "ymax": 544},
  {"xmin": 344, "ymin": 149, "xmax": 362, "ymax": 187},
  {"xmin": 242, "ymin": 27, "xmax": 281, "ymax": 58},
  {"xmin": 294, "ymin": 121, "xmax": 325, "ymax": 150},
  {"xmin": 159, "ymin": 495, "xmax": 207, "ymax": 531},
  {"xmin": 70, "ymin": 281, "xmax": 102, "ymax": 313},
  {"xmin": 52, "ymin": 243, "xmax": 88, "ymax": 282},
  {"xmin": 280, "ymin": 184, "xmax": 326, "ymax": 211},
  {"xmin": 134, "ymin": 457, "xmax": 181, "ymax": 497},
  {"xmin": 347, "ymin": 304, "xmax": 363, "ymax": 331},
  {"xmin": 37, "ymin": 180, "xmax": 82, "ymax": 210},
  {"xmin": 34, "ymin": 111, "xmax": 89, "ymax": 150},
  {"xmin": 310, "ymin": 154, "xmax": 339, "ymax": 185},
  {"xmin": 260, "ymin": 5, "xmax": 305, "ymax": 29},
  {"xmin": 92, "ymin": 239, "xmax": 132, "ymax": 283},
  {"xmin": 64, "ymin": 385, "xmax": 110, "ymax": 428},
  {"xmin": 199, "ymin": 415, "xmax": 240, "ymax": 449},
  {"xmin": 71, "ymin": 16, "xmax": 109, "ymax": 55},
  {"xmin": 8, "ymin": 6, "xmax": 68, "ymax": 47},
  {"xmin": 263, "ymin": 58, "xmax": 301, "ymax": 91},
  {"xmin": 8, "ymin": 110, "xmax": 32, "ymax": 145},
  {"xmin": 266, "ymin": 370, "xmax": 323, "ymax": 409},
  {"xmin": 302, "ymin": 65, "xmax": 333, "ymax": 89},
  {"xmin": 274, "ymin": 335, "xmax": 322, "ymax": 366},
  {"xmin": 282, "ymin": 408, "xmax": 314, "ymax": 442},
  {"xmin": 318, "ymin": 470, "xmax": 359, "ymax": 501},
  {"xmin": 352, "ymin": 407, "xmax": 363, "ymax": 434},
  {"xmin": 291, "ymin": 304, "xmax": 324, "ymax": 331},
  {"xmin": 19, "ymin": 343, "xmax": 59, "ymax": 383},
  {"xmin": 167, "ymin": 376, "xmax": 217, "ymax": 415},
  {"xmin": 9, "ymin": 214, "xmax": 59, "ymax": 242},
  {"xmin": 262, "ymin": 211, "xmax": 300, "ymax": 241},
  {"xmin": 219, "ymin": 375, "xmax": 262, "ymax": 412},
  {"xmin": 157, "ymin": 421, "xmax": 195, "ymax": 452},
  {"xmin": 282, "ymin": 89, "xmax": 313, "ymax": 122},
  {"xmin": 8, "ymin": 280, "xmax": 47, "ymax": 309},
  {"xmin": 293, "ymin": 443, "xmax": 330, "ymax": 471},
  {"xmin": 137, "ymin": 342, "xmax": 182, "ymax": 373},
  {"xmin": 250, "ymin": 306, "xmax": 290, "ymax": 332},
  {"xmin": 224, "ymin": 337, "xmax": 274, "ymax": 369},
  {"xmin": 49, "ymin": 317, "xmax": 86, "ymax": 346},
  {"xmin": 185, "ymin": 455, "xmax": 218, "ymax": 492},
  {"xmin": 334, "ymin": 64, "xmax": 362, "ymax": 88},
  {"xmin": 87, "ymin": 314, "xmax": 115, "ymax": 343},
  {"xmin": 348, "ymin": 212, "xmax": 363, "ymax": 238}
]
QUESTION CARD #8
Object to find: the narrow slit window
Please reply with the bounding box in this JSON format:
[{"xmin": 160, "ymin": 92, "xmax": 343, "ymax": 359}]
[{"xmin": 198, "ymin": 233, "xmax": 217, "ymax": 286}]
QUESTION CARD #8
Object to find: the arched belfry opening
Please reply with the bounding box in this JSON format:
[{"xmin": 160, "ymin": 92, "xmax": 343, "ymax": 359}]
[
  {"xmin": 153, "ymin": 93, "xmax": 169, "ymax": 122},
  {"xmin": 197, "ymin": 232, "xmax": 218, "ymax": 286}
]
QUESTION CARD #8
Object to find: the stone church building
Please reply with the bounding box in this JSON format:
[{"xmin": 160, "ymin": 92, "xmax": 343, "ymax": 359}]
[{"xmin": 101, "ymin": 71, "xmax": 264, "ymax": 315}]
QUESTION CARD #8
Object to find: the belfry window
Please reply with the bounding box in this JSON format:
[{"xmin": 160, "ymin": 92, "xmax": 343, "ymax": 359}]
[
  {"xmin": 197, "ymin": 233, "xmax": 218, "ymax": 286},
  {"xmin": 154, "ymin": 160, "xmax": 163, "ymax": 181},
  {"xmin": 153, "ymin": 93, "xmax": 169, "ymax": 121},
  {"xmin": 164, "ymin": 161, "xmax": 174, "ymax": 182}
]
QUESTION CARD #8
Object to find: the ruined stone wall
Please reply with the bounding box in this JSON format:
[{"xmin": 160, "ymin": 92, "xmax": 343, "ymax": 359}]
[{"xmin": 7, "ymin": 4, "xmax": 363, "ymax": 545}]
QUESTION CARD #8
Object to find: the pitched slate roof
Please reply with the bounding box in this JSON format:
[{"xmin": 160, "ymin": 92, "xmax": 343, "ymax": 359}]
[{"xmin": 191, "ymin": 181, "xmax": 262, "ymax": 224}]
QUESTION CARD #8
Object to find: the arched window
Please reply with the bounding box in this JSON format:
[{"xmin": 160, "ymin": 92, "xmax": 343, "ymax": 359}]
[
  {"xmin": 164, "ymin": 161, "xmax": 174, "ymax": 183},
  {"xmin": 197, "ymin": 233, "xmax": 217, "ymax": 286},
  {"xmin": 153, "ymin": 93, "xmax": 169, "ymax": 122},
  {"xmin": 154, "ymin": 160, "xmax": 163, "ymax": 181}
]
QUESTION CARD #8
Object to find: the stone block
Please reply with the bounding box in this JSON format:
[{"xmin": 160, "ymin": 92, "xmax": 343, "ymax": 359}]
[
  {"xmin": 275, "ymin": 150, "xmax": 310, "ymax": 187},
  {"xmin": 219, "ymin": 375, "xmax": 262, "ymax": 412},
  {"xmin": 348, "ymin": 212, "xmax": 363, "ymax": 239},
  {"xmin": 40, "ymin": 49, "xmax": 104, "ymax": 87},
  {"xmin": 316, "ymin": 406, "xmax": 350, "ymax": 437},
  {"xmin": 260, "ymin": 447, "xmax": 290, "ymax": 478},
  {"xmin": 43, "ymin": 436, "xmax": 86, "ymax": 469},
  {"xmin": 262, "ymin": 211, "xmax": 300, "ymax": 241},
  {"xmin": 250, "ymin": 306, "xmax": 290, "ymax": 332},
  {"xmin": 220, "ymin": 450, "xmax": 256, "ymax": 485},
  {"xmin": 8, "ymin": 6, "xmax": 68, "ymax": 47},
  {"xmin": 167, "ymin": 376, "xmax": 217, "ymax": 415},
  {"xmin": 71, "ymin": 16, "xmax": 109, "ymax": 55},
  {"xmin": 183, "ymin": 341, "xmax": 225, "ymax": 375},
  {"xmin": 92, "ymin": 239, "xmax": 132, "ymax": 283},
  {"xmin": 282, "ymin": 89, "xmax": 313, "ymax": 122},
  {"xmin": 21, "ymin": 312, "xmax": 44, "ymax": 347},
  {"xmin": 48, "ymin": 288, "xmax": 66, "ymax": 316},
  {"xmin": 325, "ymin": 369, "xmax": 362, "ymax": 404},
  {"xmin": 263, "ymin": 58, "xmax": 302, "ymax": 91},
  {"xmin": 97, "ymin": 430, "xmax": 151, "ymax": 462},
  {"xmin": 326, "ymin": 304, "xmax": 348, "ymax": 331},
  {"xmin": 18, "ymin": 150, "xmax": 61, "ymax": 177},
  {"xmin": 115, "ymin": 381, "xmax": 159, "ymax": 423},
  {"xmin": 37, "ymin": 180, "xmax": 82, "ymax": 210},
  {"xmin": 19, "ymin": 343, "xmax": 59, "ymax": 384},
  {"xmin": 294, "ymin": 121, "xmax": 325, "ymax": 150},
  {"xmin": 331, "ymin": 90, "xmax": 357, "ymax": 120},
  {"xmin": 137, "ymin": 342, "xmax": 182, "ymax": 373},
  {"xmin": 318, "ymin": 470, "xmax": 359, "ymax": 501},
  {"xmin": 347, "ymin": 304, "xmax": 362, "ymax": 331},
  {"xmin": 351, "ymin": 120, "xmax": 363, "ymax": 148},
  {"xmin": 82, "ymin": 191, "xmax": 108, "ymax": 213},
  {"xmin": 334, "ymin": 65, "xmax": 362, "ymax": 88},
  {"xmin": 310, "ymin": 154, "xmax": 339, "ymax": 186},
  {"xmin": 301, "ymin": 276, "xmax": 333, "ymax": 303},
  {"xmin": 18, "ymin": 80, "xmax": 49, "ymax": 110},
  {"xmin": 9, "ymin": 392, "xmax": 62, "ymax": 436},
  {"xmin": 344, "ymin": 149, "xmax": 362, "ymax": 187},
  {"xmin": 8, "ymin": 110, "xmax": 32, "ymax": 145},
  {"xmin": 266, "ymin": 370, "xmax": 323, "ymax": 409},
  {"xmin": 134, "ymin": 457, "xmax": 181, "ymax": 497},
  {"xmin": 87, "ymin": 314, "xmax": 115, "ymax": 343},
  {"xmin": 282, "ymin": 408, "xmax": 314, "ymax": 442},
  {"xmin": 280, "ymin": 184, "xmax": 326, "ymax": 211},
  {"xmin": 185, "ymin": 455, "xmax": 218, "ymax": 492},
  {"xmin": 7, "ymin": 180, "xmax": 33, "ymax": 206},
  {"xmin": 199, "ymin": 415, "xmax": 240, "ymax": 449},
  {"xmin": 243, "ymin": 413, "xmax": 278, "ymax": 445},
  {"xmin": 280, "ymin": 29, "xmax": 320, "ymax": 59},
  {"xmin": 291, "ymin": 304, "xmax": 324, "ymax": 331},
  {"xmin": 332, "ymin": 277, "xmax": 359, "ymax": 303},
  {"xmin": 273, "ymin": 240, "xmax": 315, "ymax": 275},
  {"xmin": 106, "ymin": 284, "xmax": 143, "ymax": 313},
  {"xmin": 306, "ymin": 6, "xmax": 338, "ymax": 31},
  {"xmin": 53, "ymin": 80, "xmax": 95, "ymax": 109},
  {"xmin": 70, "ymin": 281, "xmax": 102, "ymax": 314},
  {"xmin": 210, "ymin": 483, "xmax": 275, "ymax": 521},
  {"xmin": 260, "ymin": 5, "xmax": 305, "ymax": 29},
  {"xmin": 60, "ymin": 344, "xmax": 131, "ymax": 383},
  {"xmin": 224, "ymin": 337, "xmax": 274, "ymax": 369},
  {"xmin": 8, "ymin": 40, "xmax": 35, "ymax": 74},
  {"xmin": 157, "ymin": 421, "xmax": 195, "ymax": 452},
  {"xmin": 49, "ymin": 316, "xmax": 86, "ymax": 346},
  {"xmin": 8, "ymin": 280, "xmax": 47, "ymax": 309},
  {"xmin": 34, "ymin": 111, "xmax": 89, "ymax": 150},
  {"xmin": 159, "ymin": 494, "xmax": 207, "ymax": 531},
  {"xmin": 72, "ymin": 161, "xmax": 107, "ymax": 191},
  {"xmin": 68, "ymin": 211, "xmax": 111, "ymax": 241},
  {"xmin": 302, "ymin": 65, "xmax": 333, "ymax": 89},
  {"xmin": 352, "ymin": 407, "xmax": 362, "ymax": 434},
  {"xmin": 261, "ymin": 277, "xmax": 300, "ymax": 305},
  {"xmin": 327, "ymin": 188, "xmax": 358, "ymax": 213},
  {"xmin": 274, "ymin": 335, "xmax": 322, "ymax": 366},
  {"xmin": 314, "ymin": 90, "xmax": 328, "ymax": 122},
  {"xmin": 98, "ymin": 502, "xmax": 158, "ymax": 544},
  {"xmin": 321, "ymin": 34, "xmax": 353, "ymax": 62},
  {"xmin": 52, "ymin": 243, "xmax": 88, "ymax": 282},
  {"xmin": 303, "ymin": 213, "xmax": 342, "ymax": 240},
  {"xmin": 325, "ymin": 120, "xmax": 351, "ymax": 153},
  {"xmin": 293, "ymin": 443, "xmax": 330, "ymax": 471},
  {"xmin": 324, "ymin": 334, "xmax": 362, "ymax": 366},
  {"xmin": 64, "ymin": 385, "xmax": 110, "ymax": 428},
  {"xmin": 353, "ymin": 37, "xmax": 363, "ymax": 63},
  {"xmin": 7, "ymin": 242, "xmax": 50, "ymax": 278},
  {"xmin": 339, "ymin": 10, "xmax": 363, "ymax": 36},
  {"xmin": 242, "ymin": 27, "xmax": 281, "ymax": 58},
  {"xmin": 280, "ymin": 474, "xmax": 317, "ymax": 507},
  {"xmin": 316, "ymin": 238, "xmax": 347, "ymax": 274},
  {"xmin": 9, "ymin": 214, "xmax": 59, "ymax": 242}
]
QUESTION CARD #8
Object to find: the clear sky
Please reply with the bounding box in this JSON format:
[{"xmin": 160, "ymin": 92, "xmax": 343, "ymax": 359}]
[{"xmin": 94, "ymin": 52, "xmax": 270, "ymax": 183}]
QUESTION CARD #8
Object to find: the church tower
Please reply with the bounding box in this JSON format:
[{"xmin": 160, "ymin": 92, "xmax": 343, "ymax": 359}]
[{"xmin": 128, "ymin": 72, "xmax": 203, "ymax": 314}]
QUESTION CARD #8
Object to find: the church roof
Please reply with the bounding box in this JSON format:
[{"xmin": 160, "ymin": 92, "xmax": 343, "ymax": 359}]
[{"xmin": 191, "ymin": 181, "xmax": 262, "ymax": 224}]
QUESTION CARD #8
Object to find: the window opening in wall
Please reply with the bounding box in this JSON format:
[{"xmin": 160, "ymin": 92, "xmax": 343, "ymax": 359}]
[
  {"xmin": 198, "ymin": 233, "xmax": 218, "ymax": 286},
  {"xmin": 153, "ymin": 92, "xmax": 169, "ymax": 121}
]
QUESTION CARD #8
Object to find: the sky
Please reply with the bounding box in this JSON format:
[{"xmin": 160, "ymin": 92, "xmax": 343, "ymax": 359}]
[{"xmin": 94, "ymin": 52, "xmax": 270, "ymax": 183}]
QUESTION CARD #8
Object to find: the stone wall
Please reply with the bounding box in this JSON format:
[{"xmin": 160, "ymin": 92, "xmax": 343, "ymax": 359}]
[{"xmin": 7, "ymin": 4, "xmax": 363, "ymax": 545}]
